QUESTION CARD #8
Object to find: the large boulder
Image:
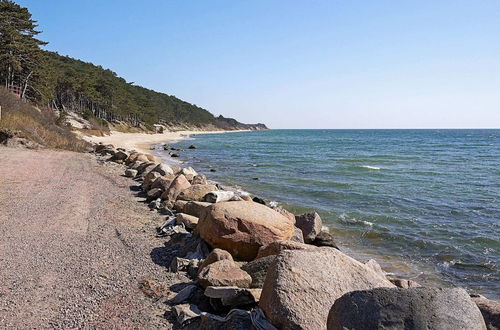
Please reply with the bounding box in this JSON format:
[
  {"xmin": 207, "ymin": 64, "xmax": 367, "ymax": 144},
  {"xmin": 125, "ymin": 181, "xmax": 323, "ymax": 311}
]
[
  {"xmin": 151, "ymin": 163, "xmax": 174, "ymax": 176},
  {"xmin": 197, "ymin": 259, "xmax": 252, "ymax": 288},
  {"xmin": 177, "ymin": 184, "xmax": 218, "ymax": 201},
  {"xmin": 181, "ymin": 167, "xmax": 198, "ymax": 181},
  {"xmin": 295, "ymin": 212, "xmax": 323, "ymax": 243},
  {"xmin": 161, "ymin": 174, "xmax": 191, "ymax": 201},
  {"xmin": 143, "ymin": 171, "xmax": 161, "ymax": 187},
  {"xmin": 259, "ymin": 248, "xmax": 395, "ymax": 330},
  {"xmin": 328, "ymin": 287, "xmax": 487, "ymax": 330},
  {"xmin": 197, "ymin": 201, "xmax": 295, "ymax": 261},
  {"xmin": 136, "ymin": 162, "xmax": 156, "ymax": 177},
  {"xmin": 471, "ymin": 295, "xmax": 500, "ymax": 330},
  {"xmin": 150, "ymin": 176, "xmax": 173, "ymax": 191}
]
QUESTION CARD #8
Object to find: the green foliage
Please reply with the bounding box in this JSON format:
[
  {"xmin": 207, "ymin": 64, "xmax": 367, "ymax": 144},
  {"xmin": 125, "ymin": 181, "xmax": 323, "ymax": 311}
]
[
  {"xmin": 0, "ymin": 0, "xmax": 47, "ymax": 98},
  {"xmin": 34, "ymin": 50, "xmax": 217, "ymax": 126}
]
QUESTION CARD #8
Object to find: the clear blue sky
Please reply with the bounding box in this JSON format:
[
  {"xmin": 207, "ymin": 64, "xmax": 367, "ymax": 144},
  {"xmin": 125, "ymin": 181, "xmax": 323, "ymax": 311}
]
[{"xmin": 19, "ymin": 0, "xmax": 500, "ymax": 128}]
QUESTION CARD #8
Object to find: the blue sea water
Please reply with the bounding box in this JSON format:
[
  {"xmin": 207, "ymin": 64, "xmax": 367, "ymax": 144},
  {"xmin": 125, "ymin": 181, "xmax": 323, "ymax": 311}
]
[{"xmin": 164, "ymin": 129, "xmax": 500, "ymax": 299}]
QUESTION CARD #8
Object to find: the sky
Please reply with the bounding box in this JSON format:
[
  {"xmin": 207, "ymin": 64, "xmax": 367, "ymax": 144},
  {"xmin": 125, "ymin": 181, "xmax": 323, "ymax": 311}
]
[{"xmin": 18, "ymin": 0, "xmax": 500, "ymax": 129}]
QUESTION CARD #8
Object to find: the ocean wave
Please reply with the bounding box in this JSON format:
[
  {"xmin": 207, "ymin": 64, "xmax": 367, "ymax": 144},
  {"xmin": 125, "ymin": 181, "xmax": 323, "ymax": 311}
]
[
  {"xmin": 360, "ymin": 165, "xmax": 381, "ymax": 170},
  {"xmin": 338, "ymin": 213, "xmax": 374, "ymax": 227}
]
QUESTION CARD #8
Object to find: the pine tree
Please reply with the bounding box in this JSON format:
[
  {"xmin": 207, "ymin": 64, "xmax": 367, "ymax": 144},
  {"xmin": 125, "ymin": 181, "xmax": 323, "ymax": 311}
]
[{"xmin": 0, "ymin": 0, "xmax": 46, "ymax": 99}]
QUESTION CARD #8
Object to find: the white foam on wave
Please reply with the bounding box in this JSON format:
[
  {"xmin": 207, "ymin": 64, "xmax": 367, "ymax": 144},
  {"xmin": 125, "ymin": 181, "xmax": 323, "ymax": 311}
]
[
  {"xmin": 339, "ymin": 213, "xmax": 374, "ymax": 227},
  {"xmin": 360, "ymin": 165, "xmax": 381, "ymax": 170}
]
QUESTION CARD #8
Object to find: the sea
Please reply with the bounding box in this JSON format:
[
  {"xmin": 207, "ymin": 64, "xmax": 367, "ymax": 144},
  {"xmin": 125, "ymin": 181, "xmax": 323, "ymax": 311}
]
[{"xmin": 159, "ymin": 129, "xmax": 500, "ymax": 299}]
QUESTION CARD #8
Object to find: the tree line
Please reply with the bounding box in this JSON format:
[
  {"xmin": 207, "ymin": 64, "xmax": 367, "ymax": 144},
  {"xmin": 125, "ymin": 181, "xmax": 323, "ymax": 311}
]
[{"xmin": 0, "ymin": 0, "xmax": 217, "ymax": 127}]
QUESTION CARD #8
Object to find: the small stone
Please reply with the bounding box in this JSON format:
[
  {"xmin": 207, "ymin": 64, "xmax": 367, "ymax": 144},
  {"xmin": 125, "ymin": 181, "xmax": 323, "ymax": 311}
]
[
  {"xmin": 188, "ymin": 144, "xmax": 197, "ymax": 149},
  {"xmin": 146, "ymin": 188, "xmax": 163, "ymax": 200},
  {"xmin": 311, "ymin": 230, "xmax": 339, "ymax": 249},
  {"xmin": 252, "ymin": 196, "xmax": 266, "ymax": 205},
  {"xmin": 387, "ymin": 276, "xmax": 422, "ymax": 288},
  {"xmin": 197, "ymin": 248, "xmax": 234, "ymax": 275},
  {"xmin": 124, "ymin": 169, "xmax": 137, "ymax": 177},
  {"xmin": 204, "ymin": 286, "xmax": 262, "ymax": 307},
  {"xmin": 290, "ymin": 227, "xmax": 305, "ymax": 243},
  {"xmin": 183, "ymin": 201, "xmax": 212, "ymax": 218},
  {"xmin": 295, "ymin": 212, "xmax": 323, "ymax": 243},
  {"xmin": 176, "ymin": 213, "xmax": 199, "ymax": 230},
  {"xmin": 170, "ymin": 284, "xmax": 198, "ymax": 305},
  {"xmin": 173, "ymin": 304, "xmax": 202, "ymax": 326},
  {"xmin": 169, "ymin": 257, "xmax": 191, "ymax": 273},
  {"xmin": 192, "ymin": 174, "xmax": 208, "ymax": 185}
]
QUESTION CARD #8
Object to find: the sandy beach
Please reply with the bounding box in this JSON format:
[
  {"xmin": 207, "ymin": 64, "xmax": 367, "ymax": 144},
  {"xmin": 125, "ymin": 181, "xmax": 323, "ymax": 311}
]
[{"xmin": 81, "ymin": 130, "xmax": 250, "ymax": 154}]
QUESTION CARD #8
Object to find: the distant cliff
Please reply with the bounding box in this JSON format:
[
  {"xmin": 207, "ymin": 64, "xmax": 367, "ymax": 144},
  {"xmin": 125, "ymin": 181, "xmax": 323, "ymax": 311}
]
[{"xmin": 214, "ymin": 116, "xmax": 268, "ymax": 131}]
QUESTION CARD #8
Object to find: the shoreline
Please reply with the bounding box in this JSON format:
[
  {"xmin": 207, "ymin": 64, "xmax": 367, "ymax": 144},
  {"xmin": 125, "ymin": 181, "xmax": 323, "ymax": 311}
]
[
  {"xmin": 87, "ymin": 142, "xmax": 496, "ymax": 328},
  {"xmin": 80, "ymin": 129, "xmax": 251, "ymax": 154}
]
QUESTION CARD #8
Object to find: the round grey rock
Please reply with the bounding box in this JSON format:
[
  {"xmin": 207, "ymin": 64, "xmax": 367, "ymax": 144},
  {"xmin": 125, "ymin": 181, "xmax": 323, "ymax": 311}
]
[{"xmin": 327, "ymin": 287, "xmax": 487, "ymax": 330}]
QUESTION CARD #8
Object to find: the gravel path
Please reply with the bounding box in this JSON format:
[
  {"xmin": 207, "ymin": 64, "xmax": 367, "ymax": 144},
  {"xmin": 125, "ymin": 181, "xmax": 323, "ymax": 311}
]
[{"xmin": 0, "ymin": 147, "xmax": 182, "ymax": 329}]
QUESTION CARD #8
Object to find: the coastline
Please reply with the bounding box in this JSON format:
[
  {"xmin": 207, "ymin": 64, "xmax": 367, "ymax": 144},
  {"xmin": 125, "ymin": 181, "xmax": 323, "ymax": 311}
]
[
  {"xmin": 87, "ymin": 141, "xmax": 496, "ymax": 328},
  {"xmin": 0, "ymin": 136, "xmax": 494, "ymax": 328},
  {"xmin": 80, "ymin": 129, "xmax": 251, "ymax": 154}
]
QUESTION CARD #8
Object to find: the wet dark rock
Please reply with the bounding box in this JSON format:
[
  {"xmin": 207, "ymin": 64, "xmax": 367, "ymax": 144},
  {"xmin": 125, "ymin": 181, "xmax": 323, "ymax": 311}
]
[
  {"xmin": 252, "ymin": 196, "xmax": 266, "ymax": 205},
  {"xmin": 311, "ymin": 230, "xmax": 339, "ymax": 249},
  {"xmin": 188, "ymin": 144, "xmax": 197, "ymax": 149},
  {"xmin": 241, "ymin": 255, "xmax": 276, "ymax": 288}
]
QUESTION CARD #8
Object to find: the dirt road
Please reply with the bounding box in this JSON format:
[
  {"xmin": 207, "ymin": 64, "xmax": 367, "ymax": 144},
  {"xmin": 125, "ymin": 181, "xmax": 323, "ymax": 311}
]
[{"xmin": 0, "ymin": 147, "xmax": 178, "ymax": 328}]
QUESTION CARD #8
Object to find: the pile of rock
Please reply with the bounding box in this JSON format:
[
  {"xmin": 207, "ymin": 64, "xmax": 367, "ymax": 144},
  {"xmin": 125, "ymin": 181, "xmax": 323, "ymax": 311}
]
[{"xmin": 92, "ymin": 142, "xmax": 498, "ymax": 330}]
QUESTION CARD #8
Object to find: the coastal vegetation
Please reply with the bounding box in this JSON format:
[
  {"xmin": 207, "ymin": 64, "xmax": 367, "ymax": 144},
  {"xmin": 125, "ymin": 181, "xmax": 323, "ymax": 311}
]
[
  {"xmin": 0, "ymin": 0, "xmax": 266, "ymax": 136},
  {"xmin": 0, "ymin": 87, "xmax": 88, "ymax": 151}
]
